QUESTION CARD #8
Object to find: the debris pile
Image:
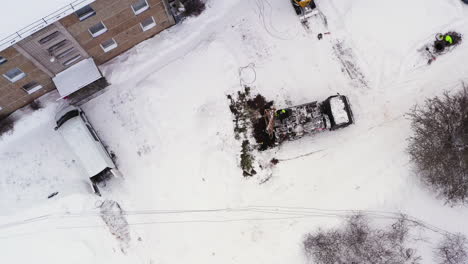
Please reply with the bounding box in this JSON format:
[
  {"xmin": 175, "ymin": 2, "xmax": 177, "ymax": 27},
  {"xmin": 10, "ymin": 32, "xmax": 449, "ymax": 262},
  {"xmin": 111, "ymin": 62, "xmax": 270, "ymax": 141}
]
[
  {"xmin": 100, "ymin": 200, "xmax": 131, "ymax": 253},
  {"xmin": 227, "ymin": 86, "xmax": 275, "ymax": 177}
]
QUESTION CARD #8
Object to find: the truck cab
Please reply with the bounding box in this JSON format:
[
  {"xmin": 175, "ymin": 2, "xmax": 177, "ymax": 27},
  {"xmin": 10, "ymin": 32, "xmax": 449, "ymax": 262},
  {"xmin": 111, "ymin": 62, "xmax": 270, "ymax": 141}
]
[{"xmin": 321, "ymin": 95, "xmax": 354, "ymax": 130}]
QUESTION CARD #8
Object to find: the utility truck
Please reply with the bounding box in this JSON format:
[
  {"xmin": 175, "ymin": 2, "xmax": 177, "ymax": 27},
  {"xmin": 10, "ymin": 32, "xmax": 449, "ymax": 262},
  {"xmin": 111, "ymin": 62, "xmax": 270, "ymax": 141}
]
[{"xmin": 264, "ymin": 95, "xmax": 354, "ymax": 144}]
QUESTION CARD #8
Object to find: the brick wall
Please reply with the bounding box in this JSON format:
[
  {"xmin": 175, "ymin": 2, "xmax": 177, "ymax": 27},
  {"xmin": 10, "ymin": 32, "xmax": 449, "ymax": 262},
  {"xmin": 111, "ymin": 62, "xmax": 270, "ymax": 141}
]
[
  {"xmin": 0, "ymin": 0, "xmax": 175, "ymax": 118},
  {"xmin": 0, "ymin": 47, "xmax": 55, "ymax": 119},
  {"xmin": 60, "ymin": 0, "xmax": 175, "ymax": 64}
]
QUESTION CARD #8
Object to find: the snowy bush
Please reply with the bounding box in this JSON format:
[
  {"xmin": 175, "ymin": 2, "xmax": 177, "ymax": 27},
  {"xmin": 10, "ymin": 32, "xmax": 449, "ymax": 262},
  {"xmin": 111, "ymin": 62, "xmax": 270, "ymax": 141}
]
[
  {"xmin": 183, "ymin": 0, "xmax": 205, "ymax": 17},
  {"xmin": 0, "ymin": 116, "xmax": 15, "ymax": 136},
  {"xmin": 303, "ymin": 214, "xmax": 421, "ymax": 264},
  {"xmin": 435, "ymin": 233, "xmax": 468, "ymax": 264},
  {"xmin": 407, "ymin": 87, "xmax": 468, "ymax": 204},
  {"xmin": 29, "ymin": 100, "xmax": 42, "ymax": 110}
]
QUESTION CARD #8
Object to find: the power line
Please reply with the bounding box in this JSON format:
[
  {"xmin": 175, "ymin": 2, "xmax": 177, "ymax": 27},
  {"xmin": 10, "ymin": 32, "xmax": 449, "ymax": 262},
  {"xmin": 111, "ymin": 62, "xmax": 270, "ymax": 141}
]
[{"xmin": 0, "ymin": 206, "xmax": 458, "ymax": 238}]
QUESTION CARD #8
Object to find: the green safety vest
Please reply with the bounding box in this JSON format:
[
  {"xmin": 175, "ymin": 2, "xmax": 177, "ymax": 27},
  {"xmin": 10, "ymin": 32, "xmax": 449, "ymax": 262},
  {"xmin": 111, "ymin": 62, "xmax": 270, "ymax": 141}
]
[{"xmin": 445, "ymin": 35, "xmax": 453, "ymax": 44}]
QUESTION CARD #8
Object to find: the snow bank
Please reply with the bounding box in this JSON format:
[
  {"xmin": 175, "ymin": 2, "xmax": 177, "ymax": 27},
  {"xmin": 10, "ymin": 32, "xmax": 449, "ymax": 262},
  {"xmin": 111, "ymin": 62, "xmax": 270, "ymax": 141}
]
[{"xmin": 0, "ymin": 94, "xmax": 87, "ymax": 213}]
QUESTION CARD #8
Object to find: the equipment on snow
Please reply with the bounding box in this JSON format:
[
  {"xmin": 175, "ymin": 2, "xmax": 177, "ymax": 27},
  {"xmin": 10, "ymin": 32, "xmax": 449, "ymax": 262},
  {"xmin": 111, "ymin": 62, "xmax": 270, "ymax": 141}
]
[
  {"xmin": 420, "ymin": 32, "xmax": 462, "ymax": 65},
  {"xmin": 47, "ymin": 192, "xmax": 59, "ymax": 199},
  {"xmin": 291, "ymin": 0, "xmax": 317, "ymax": 20},
  {"xmin": 290, "ymin": 0, "xmax": 323, "ymax": 31}
]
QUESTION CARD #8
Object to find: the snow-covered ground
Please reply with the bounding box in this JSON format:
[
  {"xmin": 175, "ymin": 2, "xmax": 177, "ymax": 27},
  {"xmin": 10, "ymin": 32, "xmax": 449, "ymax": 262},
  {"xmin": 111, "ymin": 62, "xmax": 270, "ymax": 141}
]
[{"xmin": 2, "ymin": 0, "xmax": 468, "ymax": 263}]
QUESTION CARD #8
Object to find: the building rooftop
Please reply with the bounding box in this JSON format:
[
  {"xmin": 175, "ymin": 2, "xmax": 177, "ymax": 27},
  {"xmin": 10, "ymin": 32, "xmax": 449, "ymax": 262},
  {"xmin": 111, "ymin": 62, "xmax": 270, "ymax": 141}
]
[{"xmin": 0, "ymin": 0, "xmax": 95, "ymax": 52}]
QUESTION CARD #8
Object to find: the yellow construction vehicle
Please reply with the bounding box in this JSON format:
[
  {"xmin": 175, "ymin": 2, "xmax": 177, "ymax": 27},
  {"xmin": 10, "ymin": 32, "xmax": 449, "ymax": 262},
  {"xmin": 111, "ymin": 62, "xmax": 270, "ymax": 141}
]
[{"xmin": 291, "ymin": 0, "xmax": 317, "ymax": 20}]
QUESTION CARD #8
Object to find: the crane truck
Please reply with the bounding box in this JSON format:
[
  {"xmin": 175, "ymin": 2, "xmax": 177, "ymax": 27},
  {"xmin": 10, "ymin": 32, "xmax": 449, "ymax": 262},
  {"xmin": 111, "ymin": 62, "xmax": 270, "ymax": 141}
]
[{"xmin": 263, "ymin": 95, "xmax": 354, "ymax": 146}]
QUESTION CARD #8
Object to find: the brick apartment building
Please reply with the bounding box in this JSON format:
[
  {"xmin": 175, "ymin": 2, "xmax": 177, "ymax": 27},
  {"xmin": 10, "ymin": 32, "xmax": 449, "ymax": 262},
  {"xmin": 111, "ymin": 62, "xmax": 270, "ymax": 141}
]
[{"xmin": 0, "ymin": 0, "xmax": 175, "ymax": 119}]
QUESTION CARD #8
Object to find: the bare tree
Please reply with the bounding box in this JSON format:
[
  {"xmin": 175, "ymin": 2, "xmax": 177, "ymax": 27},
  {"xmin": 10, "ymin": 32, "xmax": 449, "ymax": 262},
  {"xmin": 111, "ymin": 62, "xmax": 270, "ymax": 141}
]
[
  {"xmin": 407, "ymin": 86, "xmax": 468, "ymax": 204},
  {"xmin": 304, "ymin": 228, "xmax": 342, "ymax": 264},
  {"xmin": 435, "ymin": 233, "xmax": 468, "ymax": 264},
  {"xmin": 29, "ymin": 100, "xmax": 42, "ymax": 110},
  {"xmin": 304, "ymin": 214, "xmax": 420, "ymax": 264},
  {"xmin": 0, "ymin": 116, "xmax": 15, "ymax": 137},
  {"xmin": 183, "ymin": 0, "xmax": 205, "ymax": 17}
]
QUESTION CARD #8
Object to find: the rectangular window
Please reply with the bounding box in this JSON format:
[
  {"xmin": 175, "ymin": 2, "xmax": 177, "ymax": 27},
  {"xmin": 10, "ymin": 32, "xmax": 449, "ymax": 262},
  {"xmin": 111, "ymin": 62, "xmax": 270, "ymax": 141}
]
[
  {"xmin": 0, "ymin": 106, "xmax": 3, "ymax": 111},
  {"xmin": 56, "ymin": 47, "xmax": 75, "ymax": 59},
  {"xmin": 39, "ymin": 31, "xmax": 60, "ymax": 45},
  {"xmin": 63, "ymin": 55, "xmax": 82, "ymax": 66},
  {"xmin": 47, "ymin": 39, "xmax": 69, "ymax": 54},
  {"xmin": 131, "ymin": 0, "xmax": 149, "ymax": 15},
  {"xmin": 89, "ymin": 22, "xmax": 107, "ymax": 37},
  {"xmin": 140, "ymin": 16, "xmax": 156, "ymax": 31},
  {"xmin": 75, "ymin": 5, "xmax": 96, "ymax": 21},
  {"xmin": 3, "ymin": 68, "xmax": 26, "ymax": 83},
  {"xmin": 22, "ymin": 81, "xmax": 43, "ymax": 94},
  {"xmin": 100, "ymin": 38, "xmax": 118, "ymax": 52},
  {"xmin": 0, "ymin": 56, "xmax": 7, "ymax": 65}
]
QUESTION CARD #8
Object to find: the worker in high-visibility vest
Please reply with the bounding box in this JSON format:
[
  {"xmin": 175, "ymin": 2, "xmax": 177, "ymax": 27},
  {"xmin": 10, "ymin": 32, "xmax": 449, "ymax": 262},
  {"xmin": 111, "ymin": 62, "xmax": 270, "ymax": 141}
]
[
  {"xmin": 445, "ymin": 34, "xmax": 453, "ymax": 45},
  {"xmin": 438, "ymin": 33, "xmax": 454, "ymax": 45}
]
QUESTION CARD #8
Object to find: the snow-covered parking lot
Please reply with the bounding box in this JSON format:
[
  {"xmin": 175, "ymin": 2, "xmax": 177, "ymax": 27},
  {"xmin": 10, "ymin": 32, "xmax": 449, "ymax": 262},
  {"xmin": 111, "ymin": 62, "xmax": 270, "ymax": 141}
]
[{"xmin": 2, "ymin": 0, "xmax": 468, "ymax": 263}]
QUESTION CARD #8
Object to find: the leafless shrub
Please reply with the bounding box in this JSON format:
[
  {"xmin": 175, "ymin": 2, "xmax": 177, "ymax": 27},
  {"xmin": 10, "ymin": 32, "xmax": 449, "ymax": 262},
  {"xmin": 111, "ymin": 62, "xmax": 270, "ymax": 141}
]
[
  {"xmin": 407, "ymin": 87, "xmax": 468, "ymax": 204},
  {"xmin": 29, "ymin": 100, "xmax": 42, "ymax": 110},
  {"xmin": 183, "ymin": 0, "xmax": 205, "ymax": 17},
  {"xmin": 304, "ymin": 228, "xmax": 342, "ymax": 264},
  {"xmin": 304, "ymin": 214, "xmax": 420, "ymax": 264},
  {"xmin": 0, "ymin": 116, "xmax": 15, "ymax": 137},
  {"xmin": 435, "ymin": 233, "xmax": 468, "ymax": 264}
]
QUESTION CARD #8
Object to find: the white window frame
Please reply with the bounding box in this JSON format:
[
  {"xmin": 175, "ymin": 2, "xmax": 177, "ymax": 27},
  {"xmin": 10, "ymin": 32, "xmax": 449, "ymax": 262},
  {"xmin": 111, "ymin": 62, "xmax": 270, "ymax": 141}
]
[
  {"xmin": 88, "ymin": 22, "xmax": 108, "ymax": 38},
  {"xmin": 76, "ymin": 5, "xmax": 96, "ymax": 21},
  {"xmin": 3, "ymin": 68, "xmax": 26, "ymax": 83},
  {"xmin": 0, "ymin": 56, "xmax": 7, "ymax": 65},
  {"xmin": 100, "ymin": 38, "xmax": 118, "ymax": 52},
  {"xmin": 140, "ymin": 16, "xmax": 156, "ymax": 32},
  {"xmin": 22, "ymin": 81, "xmax": 43, "ymax": 94},
  {"xmin": 131, "ymin": 0, "xmax": 150, "ymax": 15}
]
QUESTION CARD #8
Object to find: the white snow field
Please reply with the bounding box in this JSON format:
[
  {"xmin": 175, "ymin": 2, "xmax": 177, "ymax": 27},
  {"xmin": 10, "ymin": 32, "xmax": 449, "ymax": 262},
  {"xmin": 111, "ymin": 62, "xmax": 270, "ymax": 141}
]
[{"xmin": 2, "ymin": 0, "xmax": 468, "ymax": 263}]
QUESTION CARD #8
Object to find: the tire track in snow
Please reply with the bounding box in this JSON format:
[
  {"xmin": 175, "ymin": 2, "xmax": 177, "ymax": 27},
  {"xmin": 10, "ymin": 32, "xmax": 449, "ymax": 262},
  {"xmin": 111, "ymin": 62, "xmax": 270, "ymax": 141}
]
[
  {"xmin": 251, "ymin": 0, "xmax": 299, "ymax": 40},
  {"xmin": 101, "ymin": 0, "xmax": 244, "ymax": 87},
  {"xmin": 332, "ymin": 40, "xmax": 368, "ymax": 89}
]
